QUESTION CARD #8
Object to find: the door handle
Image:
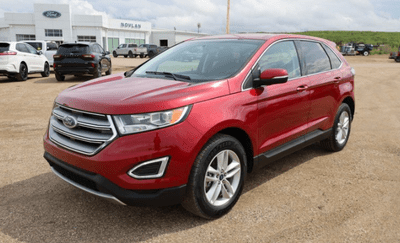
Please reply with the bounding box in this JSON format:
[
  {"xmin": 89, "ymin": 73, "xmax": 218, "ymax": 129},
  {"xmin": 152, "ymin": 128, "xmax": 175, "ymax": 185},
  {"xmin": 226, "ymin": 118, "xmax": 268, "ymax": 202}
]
[
  {"xmin": 296, "ymin": 85, "xmax": 308, "ymax": 92},
  {"xmin": 333, "ymin": 76, "xmax": 341, "ymax": 83}
]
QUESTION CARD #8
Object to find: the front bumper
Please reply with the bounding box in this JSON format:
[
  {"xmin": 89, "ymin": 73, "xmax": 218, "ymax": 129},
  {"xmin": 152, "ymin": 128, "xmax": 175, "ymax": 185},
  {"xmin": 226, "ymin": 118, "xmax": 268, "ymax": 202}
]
[{"xmin": 44, "ymin": 152, "xmax": 187, "ymax": 206}]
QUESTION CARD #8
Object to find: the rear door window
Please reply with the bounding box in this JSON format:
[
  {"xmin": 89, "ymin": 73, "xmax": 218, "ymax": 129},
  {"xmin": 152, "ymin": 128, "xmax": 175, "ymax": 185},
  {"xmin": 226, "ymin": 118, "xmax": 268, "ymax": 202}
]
[
  {"xmin": 0, "ymin": 43, "xmax": 10, "ymax": 53},
  {"xmin": 26, "ymin": 42, "xmax": 42, "ymax": 50},
  {"xmin": 16, "ymin": 43, "xmax": 29, "ymax": 53},
  {"xmin": 296, "ymin": 41, "xmax": 331, "ymax": 75}
]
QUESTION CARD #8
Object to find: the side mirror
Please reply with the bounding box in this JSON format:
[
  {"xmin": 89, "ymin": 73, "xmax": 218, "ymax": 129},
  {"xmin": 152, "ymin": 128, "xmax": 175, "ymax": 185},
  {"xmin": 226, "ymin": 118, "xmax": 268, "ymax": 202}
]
[
  {"xmin": 253, "ymin": 68, "xmax": 288, "ymax": 88},
  {"xmin": 36, "ymin": 50, "xmax": 43, "ymax": 55}
]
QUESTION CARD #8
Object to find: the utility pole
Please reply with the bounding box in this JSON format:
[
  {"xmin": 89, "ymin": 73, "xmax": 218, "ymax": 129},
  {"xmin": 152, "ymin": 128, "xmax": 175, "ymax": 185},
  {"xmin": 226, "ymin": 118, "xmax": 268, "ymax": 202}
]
[{"xmin": 226, "ymin": 0, "xmax": 230, "ymax": 34}]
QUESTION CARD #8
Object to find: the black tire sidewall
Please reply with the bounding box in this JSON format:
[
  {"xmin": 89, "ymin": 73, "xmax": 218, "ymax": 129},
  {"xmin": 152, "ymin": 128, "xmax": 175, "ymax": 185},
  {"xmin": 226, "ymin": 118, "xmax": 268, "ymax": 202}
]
[
  {"xmin": 113, "ymin": 51, "xmax": 117, "ymax": 57},
  {"xmin": 18, "ymin": 63, "xmax": 28, "ymax": 81},
  {"xmin": 191, "ymin": 135, "xmax": 247, "ymax": 218},
  {"xmin": 331, "ymin": 103, "xmax": 352, "ymax": 151}
]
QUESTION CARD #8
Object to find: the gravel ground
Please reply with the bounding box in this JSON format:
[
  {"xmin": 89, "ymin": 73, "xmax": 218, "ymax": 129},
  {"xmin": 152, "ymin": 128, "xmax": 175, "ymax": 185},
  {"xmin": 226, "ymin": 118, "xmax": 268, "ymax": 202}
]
[{"xmin": 0, "ymin": 55, "xmax": 399, "ymax": 243}]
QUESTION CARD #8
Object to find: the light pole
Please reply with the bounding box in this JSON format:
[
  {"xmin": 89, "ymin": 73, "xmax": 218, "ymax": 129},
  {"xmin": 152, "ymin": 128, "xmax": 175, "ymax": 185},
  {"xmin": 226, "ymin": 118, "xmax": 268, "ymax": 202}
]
[
  {"xmin": 197, "ymin": 23, "xmax": 201, "ymax": 33},
  {"xmin": 226, "ymin": 0, "xmax": 230, "ymax": 34}
]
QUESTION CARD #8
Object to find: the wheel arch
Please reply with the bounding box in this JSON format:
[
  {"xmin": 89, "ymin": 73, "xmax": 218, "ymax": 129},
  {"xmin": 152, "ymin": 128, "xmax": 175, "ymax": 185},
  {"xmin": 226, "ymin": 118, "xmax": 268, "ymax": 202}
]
[
  {"xmin": 342, "ymin": 96, "xmax": 355, "ymax": 120},
  {"xmin": 214, "ymin": 127, "xmax": 255, "ymax": 173}
]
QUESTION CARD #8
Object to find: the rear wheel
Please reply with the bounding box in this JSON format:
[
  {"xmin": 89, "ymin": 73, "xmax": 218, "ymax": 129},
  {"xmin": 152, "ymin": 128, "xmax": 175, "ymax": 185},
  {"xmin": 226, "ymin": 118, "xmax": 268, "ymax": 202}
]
[
  {"xmin": 41, "ymin": 62, "xmax": 50, "ymax": 77},
  {"xmin": 55, "ymin": 72, "xmax": 65, "ymax": 81},
  {"xmin": 93, "ymin": 63, "xmax": 102, "ymax": 78},
  {"xmin": 113, "ymin": 51, "xmax": 118, "ymax": 58},
  {"xmin": 363, "ymin": 51, "xmax": 369, "ymax": 56},
  {"xmin": 182, "ymin": 134, "xmax": 247, "ymax": 219},
  {"xmin": 16, "ymin": 63, "xmax": 28, "ymax": 81},
  {"xmin": 140, "ymin": 54, "xmax": 144, "ymax": 58},
  {"xmin": 105, "ymin": 64, "xmax": 112, "ymax": 75},
  {"xmin": 395, "ymin": 57, "xmax": 400, "ymax": 63},
  {"xmin": 320, "ymin": 103, "xmax": 352, "ymax": 152}
]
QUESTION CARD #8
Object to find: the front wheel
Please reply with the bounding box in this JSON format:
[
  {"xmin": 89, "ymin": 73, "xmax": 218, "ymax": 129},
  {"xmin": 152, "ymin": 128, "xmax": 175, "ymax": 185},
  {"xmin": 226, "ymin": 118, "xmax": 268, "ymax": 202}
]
[
  {"xmin": 128, "ymin": 51, "xmax": 133, "ymax": 58},
  {"xmin": 41, "ymin": 63, "xmax": 50, "ymax": 77},
  {"xmin": 363, "ymin": 51, "xmax": 369, "ymax": 56},
  {"xmin": 182, "ymin": 134, "xmax": 247, "ymax": 219},
  {"xmin": 113, "ymin": 51, "xmax": 118, "ymax": 58},
  {"xmin": 320, "ymin": 103, "xmax": 352, "ymax": 152}
]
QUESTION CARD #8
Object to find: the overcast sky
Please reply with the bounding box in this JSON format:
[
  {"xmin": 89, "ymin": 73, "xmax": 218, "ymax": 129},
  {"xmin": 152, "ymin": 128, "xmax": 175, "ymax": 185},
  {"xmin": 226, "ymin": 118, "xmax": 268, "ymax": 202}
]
[{"xmin": 1, "ymin": 0, "xmax": 400, "ymax": 34}]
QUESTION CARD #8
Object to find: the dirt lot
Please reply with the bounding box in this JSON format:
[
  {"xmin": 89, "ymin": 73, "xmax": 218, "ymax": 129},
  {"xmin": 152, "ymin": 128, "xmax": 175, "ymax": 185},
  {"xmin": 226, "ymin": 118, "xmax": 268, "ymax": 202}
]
[{"xmin": 0, "ymin": 55, "xmax": 399, "ymax": 243}]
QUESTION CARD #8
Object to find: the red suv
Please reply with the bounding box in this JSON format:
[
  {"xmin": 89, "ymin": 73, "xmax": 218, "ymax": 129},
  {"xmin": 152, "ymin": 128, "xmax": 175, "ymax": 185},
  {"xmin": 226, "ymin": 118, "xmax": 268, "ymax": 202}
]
[{"xmin": 43, "ymin": 34, "xmax": 355, "ymax": 219}]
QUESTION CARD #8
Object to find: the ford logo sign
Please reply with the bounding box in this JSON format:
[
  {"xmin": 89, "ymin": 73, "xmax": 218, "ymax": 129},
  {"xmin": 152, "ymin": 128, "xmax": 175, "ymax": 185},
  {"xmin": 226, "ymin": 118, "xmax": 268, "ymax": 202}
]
[
  {"xmin": 63, "ymin": 116, "xmax": 78, "ymax": 129},
  {"xmin": 43, "ymin": 11, "xmax": 62, "ymax": 18}
]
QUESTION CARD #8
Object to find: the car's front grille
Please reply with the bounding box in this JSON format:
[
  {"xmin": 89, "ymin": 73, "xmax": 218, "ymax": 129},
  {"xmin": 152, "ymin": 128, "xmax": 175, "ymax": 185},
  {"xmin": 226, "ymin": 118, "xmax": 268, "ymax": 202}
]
[{"xmin": 49, "ymin": 104, "xmax": 117, "ymax": 156}]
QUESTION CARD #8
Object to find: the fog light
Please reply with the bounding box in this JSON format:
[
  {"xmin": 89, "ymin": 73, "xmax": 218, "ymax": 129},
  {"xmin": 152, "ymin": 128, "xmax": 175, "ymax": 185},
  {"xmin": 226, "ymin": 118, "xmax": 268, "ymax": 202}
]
[{"xmin": 128, "ymin": 157, "xmax": 169, "ymax": 179}]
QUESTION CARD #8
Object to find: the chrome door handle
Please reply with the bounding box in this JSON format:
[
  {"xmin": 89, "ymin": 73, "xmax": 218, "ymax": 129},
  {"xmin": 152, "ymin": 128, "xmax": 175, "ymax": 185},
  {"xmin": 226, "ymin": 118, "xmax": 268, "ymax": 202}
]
[{"xmin": 296, "ymin": 85, "xmax": 308, "ymax": 92}]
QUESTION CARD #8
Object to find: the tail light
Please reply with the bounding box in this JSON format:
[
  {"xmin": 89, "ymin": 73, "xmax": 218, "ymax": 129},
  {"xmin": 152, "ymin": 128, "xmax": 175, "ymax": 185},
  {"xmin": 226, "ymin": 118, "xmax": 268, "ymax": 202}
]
[
  {"xmin": 0, "ymin": 51, "xmax": 17, "ymax": 55},
  {"xmin": 53, "ymin": 54, "xmax": 62, "ymax": 59},
  {"xmin": 91, "ymin": 63, "xmax": 95, "ymax": 68},
  {"xmin": 82, "ymin": 54, "xmax": 95, "ymax": 59},
  {"xmin": 53, "ymin": 63, "xmax": 57, "ymax": 68}
]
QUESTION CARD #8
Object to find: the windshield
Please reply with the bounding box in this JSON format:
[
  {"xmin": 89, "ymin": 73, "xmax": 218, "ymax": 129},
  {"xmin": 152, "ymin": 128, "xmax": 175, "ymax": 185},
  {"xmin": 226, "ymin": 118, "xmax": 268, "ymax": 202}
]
[{"xmin": 133, "ymin": 39, "xmax": 264, "ymax": 82}]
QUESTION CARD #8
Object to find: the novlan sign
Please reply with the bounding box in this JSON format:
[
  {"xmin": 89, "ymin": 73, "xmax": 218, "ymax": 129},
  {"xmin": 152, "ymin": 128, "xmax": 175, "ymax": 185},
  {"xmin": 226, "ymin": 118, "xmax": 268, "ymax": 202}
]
[
  {"xmin": 121, "ymin": 23, "xmax": 141, "ymax": 29},
  {"xmin": 43, "ymin": 11, "xmax": 62, "ymax": 18}
]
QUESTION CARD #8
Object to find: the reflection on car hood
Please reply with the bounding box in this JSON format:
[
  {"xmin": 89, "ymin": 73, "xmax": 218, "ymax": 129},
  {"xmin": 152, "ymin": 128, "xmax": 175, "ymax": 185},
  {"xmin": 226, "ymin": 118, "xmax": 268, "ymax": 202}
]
[{"xmin": 55, "ymin": 72, "xmax": 230, "ymax": 114}]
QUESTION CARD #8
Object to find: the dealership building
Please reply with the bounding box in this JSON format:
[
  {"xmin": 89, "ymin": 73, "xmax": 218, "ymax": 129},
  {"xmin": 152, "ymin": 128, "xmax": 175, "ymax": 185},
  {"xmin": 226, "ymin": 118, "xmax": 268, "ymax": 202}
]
[{"xmin": 0, "ymin": 3, "xmax": 207, "ymax": 51}]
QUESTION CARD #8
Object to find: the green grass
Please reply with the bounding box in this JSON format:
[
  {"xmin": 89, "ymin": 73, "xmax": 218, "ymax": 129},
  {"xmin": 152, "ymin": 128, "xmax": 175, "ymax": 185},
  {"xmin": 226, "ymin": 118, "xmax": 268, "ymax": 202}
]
[{"xmin": 289, "ymin": 31, "xmax": 400, "ymax": 55}]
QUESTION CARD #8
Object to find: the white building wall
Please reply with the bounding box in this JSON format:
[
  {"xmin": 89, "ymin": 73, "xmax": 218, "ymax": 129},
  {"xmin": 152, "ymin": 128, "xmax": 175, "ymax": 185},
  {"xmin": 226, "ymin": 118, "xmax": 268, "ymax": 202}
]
[
  {"xmin": 33, "ymin": 3, "xmax": 73, "ymax": 42},
  {"xmin": 0, "ymin": 28, "xmax": 10, "ymax": 41}
]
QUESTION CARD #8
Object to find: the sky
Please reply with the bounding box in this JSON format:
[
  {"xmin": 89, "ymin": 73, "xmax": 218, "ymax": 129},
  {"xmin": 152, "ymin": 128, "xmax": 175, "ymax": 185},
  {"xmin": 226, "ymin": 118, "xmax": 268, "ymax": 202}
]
[{"xmin": 1, "ymin": 0, "xmax": 400, "ymax": 34}]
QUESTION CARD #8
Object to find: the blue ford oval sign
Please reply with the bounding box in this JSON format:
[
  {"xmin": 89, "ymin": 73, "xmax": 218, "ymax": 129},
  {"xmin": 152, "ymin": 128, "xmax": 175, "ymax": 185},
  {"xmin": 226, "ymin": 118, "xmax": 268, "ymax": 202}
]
[{"xmin": 43, "ymin": 11, "xmax": 62, "ymax": 18}]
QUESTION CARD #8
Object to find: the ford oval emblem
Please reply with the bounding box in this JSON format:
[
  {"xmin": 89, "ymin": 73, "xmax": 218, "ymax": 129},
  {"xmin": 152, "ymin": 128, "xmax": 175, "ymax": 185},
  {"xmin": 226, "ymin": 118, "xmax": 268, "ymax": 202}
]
[
  {"xmin": 43, "ymin": 10, "xmax": 62, "ymax": 18},
  {"xmin": 63, "ymin": 116, "xmax": 78, "ymax": 129}
]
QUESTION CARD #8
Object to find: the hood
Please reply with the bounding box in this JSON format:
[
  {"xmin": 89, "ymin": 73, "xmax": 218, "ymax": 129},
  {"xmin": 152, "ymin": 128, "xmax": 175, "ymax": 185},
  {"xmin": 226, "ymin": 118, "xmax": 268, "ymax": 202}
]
[{"xmin": 55, "ymin": 73, "xmax": 230, "ymax": 114}]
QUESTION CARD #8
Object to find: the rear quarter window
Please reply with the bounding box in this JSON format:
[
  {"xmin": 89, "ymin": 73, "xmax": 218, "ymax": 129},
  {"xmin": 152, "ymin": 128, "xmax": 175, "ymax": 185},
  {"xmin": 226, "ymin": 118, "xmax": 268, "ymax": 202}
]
[
  {"xmin": 323, "ymin": 45, "xmax": 342, "ymax": 69},
  {"xmin": 57, "ymin": 45, "xmax": 89, "ymax": 54},
  {"xmin": 0, "ymin": 43, "xmax": 10, "ymax": 52},
  {"xmin": 297, "ymin": 41, "xmax": 331, "ymax": 75}
]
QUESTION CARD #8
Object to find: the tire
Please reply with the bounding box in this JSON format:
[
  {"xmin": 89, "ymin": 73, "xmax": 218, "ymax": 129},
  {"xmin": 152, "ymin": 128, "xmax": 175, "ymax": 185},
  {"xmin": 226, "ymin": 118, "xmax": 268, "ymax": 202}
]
[
  {"xmin": 140, "ymin": 54, "xmax": 144, "ymax": 58},
  {"xmin": 320, "ymin": 103, "xmax": 352, "ymax": 152},
  {"xmin": 41, "ymin": 62, "xmax": 50, "ymax": 77},
  {"xmin": 148, "ymin": 51, "xmax": 155, "ymax": 58},
  {"xmin": 16, "ymin": 63, "xmax": 28, "ymax": 81},
  {"xmin": 128, "ymin": 51, "xmax": 133, "ymax": 58},
  {"xmin": 395, "ymin": 57, "xmax": 400, "ymax": 63},
  {"xmin": 113, "ymin": 51, "xmax": 118, "ymax": 58},
  {"xmin": 363, "ymin": 51, "xmax": 369, "ymax": 56},
  {"xmin": 124, "ymin": 55, "xmax": 128, "ymax": 58},
  {"xmin": 182, "ymin": 134, "xmax": 247, "ymax": 219},
  {"xmin": 93, "ymin": 63, "xmax": 102, "ymax": 78},
  {"xmin": 55, "ymin": 72, "xmax": 65, "ymax": 81},
  {"xmin": 105, "ymin": 65, "xmax": 112, "ymax": 75}
]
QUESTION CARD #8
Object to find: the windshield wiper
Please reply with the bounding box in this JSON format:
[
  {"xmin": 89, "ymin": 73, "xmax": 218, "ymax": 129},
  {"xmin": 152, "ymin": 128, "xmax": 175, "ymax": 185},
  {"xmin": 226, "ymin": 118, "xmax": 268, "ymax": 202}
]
[{"xmin": 145, "ymin": 71, "xmax": 191, "ymax": 81}]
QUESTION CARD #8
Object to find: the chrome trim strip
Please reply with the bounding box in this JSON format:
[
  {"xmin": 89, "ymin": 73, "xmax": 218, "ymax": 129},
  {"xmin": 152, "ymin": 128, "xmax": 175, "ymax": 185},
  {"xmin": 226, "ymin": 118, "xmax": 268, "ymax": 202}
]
[
  {"xmin": 51, "ymin": 125, "xmax": 106, "ymax": 144},
  {"xmin": 51, "ymin": 167, "xmax": 126, "ymax": 206},
  {"xmin": 49, "ymin": 135, "xmax": 95, "ymax": 156},
  {"xmin": 127, "ymin": 157, "xmax": 169, "ymax": 179},
  {"xmin": 55, "ymin": 103, "xmax": 106, "ymax": 117},
  {"xmin": 241, "ymin": 38, "xmax": 344, "ymax": 91}
]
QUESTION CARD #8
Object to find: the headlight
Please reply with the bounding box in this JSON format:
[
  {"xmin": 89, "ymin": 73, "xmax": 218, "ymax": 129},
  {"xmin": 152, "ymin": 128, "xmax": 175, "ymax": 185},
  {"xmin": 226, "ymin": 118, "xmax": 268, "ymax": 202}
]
[{"xmin": 113, "ymin": 106, "xmax": 191, "ymax": 135}]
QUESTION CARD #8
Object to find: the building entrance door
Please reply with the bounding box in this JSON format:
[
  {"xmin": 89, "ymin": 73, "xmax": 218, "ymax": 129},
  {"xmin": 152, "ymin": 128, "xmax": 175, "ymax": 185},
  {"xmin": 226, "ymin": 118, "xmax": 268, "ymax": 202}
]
[{"xmin": 108, "ymin": 38, "xmax": 119, "ymax": 52}]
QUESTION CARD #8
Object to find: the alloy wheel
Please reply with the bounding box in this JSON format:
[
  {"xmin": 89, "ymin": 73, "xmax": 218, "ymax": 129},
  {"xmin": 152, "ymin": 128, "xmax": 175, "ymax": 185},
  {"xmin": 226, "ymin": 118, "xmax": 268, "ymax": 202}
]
[
  {"xmin": 204, "ymin": 149, "xmax": 241, "ymax": 207},
  {"xmin": 336, "ymin": 111, "xmax": 350, "ymax": 145}
]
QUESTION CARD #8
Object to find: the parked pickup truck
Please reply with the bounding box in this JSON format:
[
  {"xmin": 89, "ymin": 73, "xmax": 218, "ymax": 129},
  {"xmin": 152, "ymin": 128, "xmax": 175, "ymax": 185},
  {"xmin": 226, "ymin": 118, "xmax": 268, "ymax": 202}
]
[
  {"xmin": 140, "ymin": 44, "xmax": 168, "ymax": 58},
  {"xmin": 23, "ymin": 41, "xmax": 58, "ymax": 66},
  {"xmin": 113, "ymin": 43, "xmax": 146, "ymax": 58}
]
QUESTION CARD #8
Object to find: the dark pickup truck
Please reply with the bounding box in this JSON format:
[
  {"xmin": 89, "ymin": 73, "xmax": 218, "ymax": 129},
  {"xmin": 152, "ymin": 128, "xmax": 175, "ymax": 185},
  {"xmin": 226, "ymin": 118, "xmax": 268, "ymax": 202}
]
[{"xmin": 139, "ymin": 44, "xmax": 168, "ymax": 58}]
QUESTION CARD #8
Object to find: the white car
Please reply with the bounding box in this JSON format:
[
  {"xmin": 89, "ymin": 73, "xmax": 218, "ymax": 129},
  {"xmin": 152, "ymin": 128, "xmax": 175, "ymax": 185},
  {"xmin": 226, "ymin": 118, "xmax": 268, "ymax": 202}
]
[{"xmin": 0, "ymin": 41, "xmax": 50, "ymax": 81}]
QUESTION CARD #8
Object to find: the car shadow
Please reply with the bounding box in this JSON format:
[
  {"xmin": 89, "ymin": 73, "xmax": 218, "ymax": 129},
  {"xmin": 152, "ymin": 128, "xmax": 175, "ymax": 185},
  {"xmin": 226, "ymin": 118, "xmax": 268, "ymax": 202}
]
[
  {"xmin": 0, "ymin": 144, "xmax": 329, "ymax": 243},
  {"xmin": 34, "ymin": 75, "xmax": 94, "ymax": 84}
]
